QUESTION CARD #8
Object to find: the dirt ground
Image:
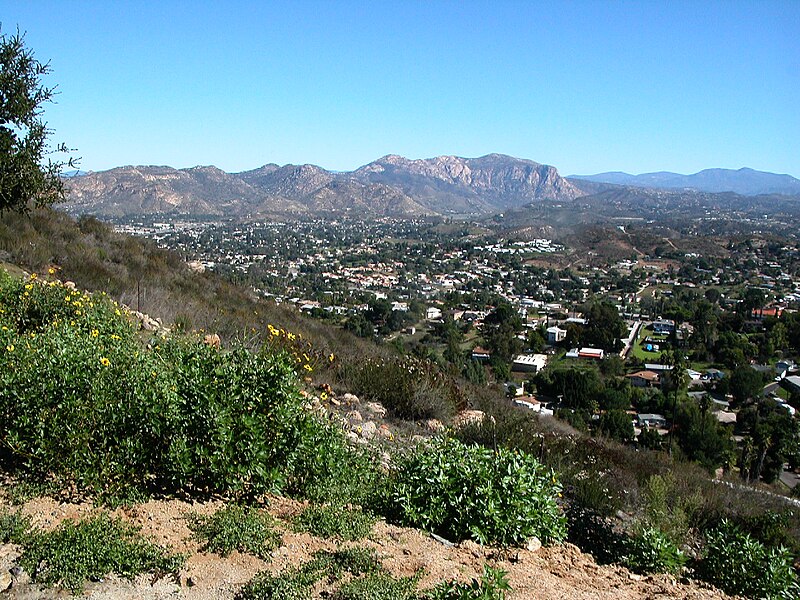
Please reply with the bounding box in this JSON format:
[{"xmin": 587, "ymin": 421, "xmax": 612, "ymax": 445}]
[{"xmin": 0, "ymin": 494, "xmax": 733, "ymax": 600}]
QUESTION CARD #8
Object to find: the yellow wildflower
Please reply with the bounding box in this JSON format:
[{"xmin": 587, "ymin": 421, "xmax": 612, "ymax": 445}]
[
  {"xmin": 303, "ymin": 364, "xmax": 312, "ymax": 372},
  {"xmin": 29, "ymin": 273, "xmax": 37, "ymax": 280},
  {"xmin": 90, "ymin": 329, "xmax": 99, "ymax": 338},
  {"xmin": 48, "ymin": 267, "xmax": 56, "ymax": 275},
  {"xmin": 99, "ymin": 357, "xmax": 110, "ymax": 367},
  {"xmin": 6, "ymin": 344, "xmax": 13, "ymax": 352},
  {"xmin": 320, "ymin": 392, "xmax": 328, "ymax": 400},
  {"xmin": 328, "ymin": 353, "xmax": 335, "ymax": 362}
]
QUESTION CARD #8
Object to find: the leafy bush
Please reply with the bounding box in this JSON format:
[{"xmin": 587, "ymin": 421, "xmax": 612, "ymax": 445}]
[
  {"xmin": 565, "ymin": 508, "xmax": 628, "ymax": 566},
  {"xmin": 0, "ymin": 509, "xmax": 31, "ymax": 544},
  {"xmin": 624, "ymin": 527, "xmax": 686, "ymax": 575},
  {"xmin": 337, "ymin": 355, "xmax": 461, "ymax": 421},
  {"xmin": 0, "ymin": 271, "xmax": 365, "ymax": 501},
  {"xmin": 425, "ymin": 565, "xmax": 511, "ymax": 600},
  {"xmin": 332, "ymin": 572, "xmax": 420, "ymax": 600},
  {"xmin": 19, "ymin": 513, "xmax": 184, "ymax": 593},
  {"xmin": 187, "ymin": 505, "xmax": 281, "ymax": 559},
  {"xmin": 236, "ymin": 547, "xmax": 383, "ymax": 600},
  {"xmin": 390, "ymin": 438, "xmax": 566, "ymax": 546},
  {"xmin": 235, "ymin": 570, "xmax": 313, "ymax": 600},
  {"xmin": 293, "ymin": 504, "xmax": 376, "ymax": 541},
  {"xmin": 695, "ymin": 520, "xmax": 800, "ymax": 599}
]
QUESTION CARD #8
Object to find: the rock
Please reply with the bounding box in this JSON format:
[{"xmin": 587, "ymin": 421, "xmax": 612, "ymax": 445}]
[
  {"xmin": 628, "ymin": 573, "xmax": 642, "ymax": 581},
  {"xmin": 430, "ymin": 533, "xmax": 454, "ymax": 547},
  {"xmin": 359, "ymin": 421, "xmax": 377, "ymax": 440},
  {"xmin": 376, "ymin": 424, "xmax": 393, "ymax": 439},
  {"xmin": 9, "ymin": 565, "xmax": 28, "ymax": 585},
  {"xmin": 425, "ymin": 419, "xmax": 444, "ymax": 432},
  {"xmin": 345, "ymin": 431, "xmax": 360, "ymax": 444},
  {"xmin": 380, "ymin": 452, "xmax": 392, "ymax": 470},
  {"xmin": 64, "ymin": 281, "xmax": 76, "ymax": 290},
  {"xmin": 341, "ymin": 393, "xmax": 359, "ymax": 404},
  {"xmin": 346, "ymin": 410, "xmax": 363, "ymax": 424},
  {"xmin": 0, "ymin": 572, "xmax": 11, "ymax": 591},
  {"xmin": 526, "ymin": 537, "xmax": 542, "ymax": 552},
  {"xmin": 203, "ymin": 333, "xmax": 221, "ymax": 348},
  {"xmin": 364, "ymin": 402, "xmax": 387, "ymax": 418},
  {"xmin": 452, "ymin": 410, "xmax": 486, "ymax": 429}
]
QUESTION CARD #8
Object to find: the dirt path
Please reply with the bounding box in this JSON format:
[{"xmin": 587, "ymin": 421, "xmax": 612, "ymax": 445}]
[{"xmin": 0, "ymin": 495, "xmax": 731, "ymax": 600}]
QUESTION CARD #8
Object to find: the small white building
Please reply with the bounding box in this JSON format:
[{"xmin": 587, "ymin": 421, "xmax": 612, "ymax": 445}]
[
  {"xmin": 426, "ymin": 307, "xmax": 443, "ymax": 320},
  {"xmin": 546, "ymin": 326, "xmax": 567, "ymax": 344},
  {"xmin": 566, "ymin": 347, "xmax": 605, "ymax": 360},
  {"xmin": 512, "ymin": 354, "xmax": 548, "ymax": 373}
]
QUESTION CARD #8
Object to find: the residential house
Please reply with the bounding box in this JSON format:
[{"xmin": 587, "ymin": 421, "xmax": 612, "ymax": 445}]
[
  {"xmin": 627, "ymin": 370, "xmax": 660, "ymax": 388},
  {"xmin": 637, "ymin": 414, "xmax": 668, "ymax": 428},
  {"xmin": 546, "ymin": 326, "xmax": 567, "ymax": 344},
  {"xmin": 512, "ymin": 354, "xmax": 548, "ymax": 373},
  {"xmin": 566, "ymin": 347, "xmax": 605, "ymax": 360},
  {"xmin": 471, "ymin": 347, "xmax": 491, "ymax": 362}
]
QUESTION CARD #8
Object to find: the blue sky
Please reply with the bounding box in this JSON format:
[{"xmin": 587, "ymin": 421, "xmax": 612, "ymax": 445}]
[{"xmin": 2, "ymin": 0, "xmax": 798, "ymax": 176}]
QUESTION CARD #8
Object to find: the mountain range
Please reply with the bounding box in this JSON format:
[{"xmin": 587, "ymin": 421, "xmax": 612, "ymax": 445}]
[
  {"xmin": 64, "ymin": 154, "xmax": 799, "ymax": 220},
  {"xmin": 570, "ymin": 167, "xmax": 800, "ymax": 196},
  {"xmin": 63, "ymin": 154, "xmax": 584, "ymax": 218}
]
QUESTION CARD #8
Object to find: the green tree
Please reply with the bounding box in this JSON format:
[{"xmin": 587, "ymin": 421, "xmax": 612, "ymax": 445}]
[
  {"xmin": 729, "ymin": 367, "xmax": 764, "ymax": 406},
  {"xmin": 482, "ymin": 302, "xmax": 523, "ymax": 365},
  {"xmin": 598, "ymin": 409, "xmax": 634, "ymax": 442},
  {"xmin": 580, "ymin": 301, "xmax": 627, "ymax": 352},
  {"xmin": 1, "ymin": 29, "xmax": 72, "ymax": 212}
]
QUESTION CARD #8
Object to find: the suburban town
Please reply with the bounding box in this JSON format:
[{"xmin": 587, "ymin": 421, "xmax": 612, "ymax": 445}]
[{"xmin": 115, "ymin": 215, "xmax": 800, "ymax": 492}]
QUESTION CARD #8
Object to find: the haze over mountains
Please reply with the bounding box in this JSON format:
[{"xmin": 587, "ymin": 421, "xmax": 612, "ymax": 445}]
[
  {"xmin": 570, "ymin": 167, "xmax": 800, "ymax": 196},
  {"xmin": 64, "ymin": 154, "xmax": 799, "ymax": 220}
]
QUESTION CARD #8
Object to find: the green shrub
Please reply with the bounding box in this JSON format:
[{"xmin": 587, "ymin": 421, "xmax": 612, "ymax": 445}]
[
  {"xmin": 187, "ymin": 505, "xmax": 281, "ymax": 560},
  {"xmin": 19, "ymin": 513, "xmax": 184, "ymax": 593},
  {"xmin": 337, "ymin": 356, "xmax": 460, "ymax": 421},
  {"xmin": 624, "ymin": 527, "xmax": 686, "ymax": 575},
  {"xmin": 0, "ymin": 509, "xmax": 31, "ymax": 544},
  {"xmin": 307, "ymin": 547, "xmax": 383, "ymax": 579},
  {"xmin": 695, "ymin": 520, "xmax": 800, "ymax": 599},
  {"xmin": 390, "ymin": 438, "xmax": 566, "ymax": 546},
  {"xmin": 332, "ymin": 572, "xmax": 420, "ymax": 600},
  {"xmin": 0, "ymin": 271, "xmax": 365, "ymax": 501},
  {"xmin": 293, "ymin": 504, "xmax": 376, "ymax": 541},
  {"xmin": 426, "ymin": 565, "xmax": 511, "ymax": 600},
  {"xmin": 236, "ymin": 547, "xmax": 383, "ymax": 600}
]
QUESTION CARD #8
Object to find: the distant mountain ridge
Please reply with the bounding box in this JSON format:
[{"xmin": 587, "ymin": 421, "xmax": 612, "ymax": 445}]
[
  {"xmin": 64, "ymin": 154, "xmax": 581, "ymax": 218},
  {"xmin": 570, "ymin": 167, "xmax": 800, "ymax": 196}
]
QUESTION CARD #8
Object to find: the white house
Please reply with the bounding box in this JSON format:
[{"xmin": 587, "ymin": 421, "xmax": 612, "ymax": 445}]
[
  {"xmin": 426, "ymin": 307, "xmax": 443, "ymax": 321},
  {"xmin": 546, "ymin": 326, "xmax": 567, "ymax": 344},
  {"xmin": 512, "ymin": 354, "xmax": 548, "ymax": 373}
]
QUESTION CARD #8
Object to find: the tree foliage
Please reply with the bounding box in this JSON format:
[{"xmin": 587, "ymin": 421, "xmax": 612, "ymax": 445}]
[{"xmin": 0, "ymin": 29, "xmax": 72, "ymax": 212}]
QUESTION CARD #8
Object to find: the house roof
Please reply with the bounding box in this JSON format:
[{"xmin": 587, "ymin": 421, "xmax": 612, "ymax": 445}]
[{"xmin": 627, "ymin": 370, "xmax": 660, "ymax": 381}]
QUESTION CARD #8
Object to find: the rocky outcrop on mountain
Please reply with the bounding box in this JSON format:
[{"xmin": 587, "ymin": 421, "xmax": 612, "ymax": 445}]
[
  {"xmin": 65, "ymin": 154, "xmax": 581, "ymax": 219},
  {"xmin": 353, "ymin": 153, "xmax": 582, "ymax": 213}
]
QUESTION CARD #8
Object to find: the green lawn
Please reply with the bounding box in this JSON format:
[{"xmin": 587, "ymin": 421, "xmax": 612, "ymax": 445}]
[{"xmin": 631, "ymin": 326, "xmax": 664, "ymax": 361}]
